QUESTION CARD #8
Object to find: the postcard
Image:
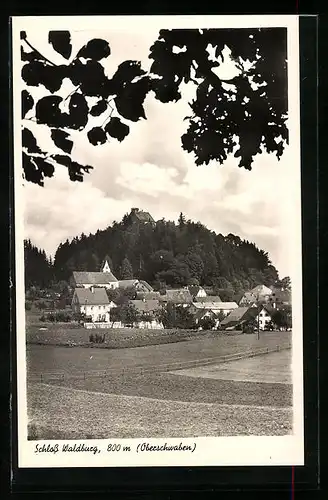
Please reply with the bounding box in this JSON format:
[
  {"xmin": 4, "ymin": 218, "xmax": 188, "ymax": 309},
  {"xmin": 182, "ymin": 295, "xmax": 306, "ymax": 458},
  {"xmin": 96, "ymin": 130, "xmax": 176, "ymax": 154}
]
[{"xmin": 11, "ymin": 14, "xmax": 304, "ymax": 468}]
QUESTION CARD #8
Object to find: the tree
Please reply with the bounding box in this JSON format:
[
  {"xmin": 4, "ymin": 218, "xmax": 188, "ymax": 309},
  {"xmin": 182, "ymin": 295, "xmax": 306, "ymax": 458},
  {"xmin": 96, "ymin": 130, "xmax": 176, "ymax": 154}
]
[
  {"xmin": 120, "ymin": 257, "xmax": 133, "ymax": 280},
  {"xmin": 271, "ymin": 306, "xmax": 292, "ymax": 330},
  {"xmin": 114, "ymin": 303, "xmax": 140, "ymax": 325},
  {"xmin": 21, "ymin": 28, "xmax": 288, "ymax": 186},
  {"xmin": 178, "ymin": 212, "xmax": 186, "ymax": 228},
  {"xmin": 198, "ymin": 315, "xmax": 216, "ymax": 331},
  {"xmin": 159, "ymin": 303, "xmax": 197, "ymax": 330},
  {"xmin": 181, "ymin": 251, "xmax": 204, "ymax": 282},
  {"xmin": 278, "ymin": 276, "xmax": 291, "ymax": 291}
]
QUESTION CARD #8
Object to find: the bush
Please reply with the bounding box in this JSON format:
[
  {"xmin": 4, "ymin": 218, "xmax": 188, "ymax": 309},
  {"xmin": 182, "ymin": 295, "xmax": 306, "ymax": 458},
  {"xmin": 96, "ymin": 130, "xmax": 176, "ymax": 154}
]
[
  {"xmin": 198, "ymin": 316, "xmax": 216, "ymax": 331},
  {"xmin": 89, "ymin": 332, "xmax": 105, "ymax": 343}
]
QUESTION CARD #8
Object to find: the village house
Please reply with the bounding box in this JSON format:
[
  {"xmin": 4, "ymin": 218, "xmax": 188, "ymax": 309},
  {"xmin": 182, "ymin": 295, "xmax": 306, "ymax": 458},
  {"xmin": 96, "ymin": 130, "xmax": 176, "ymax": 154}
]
[
  {"xmin": 159, "ymin": 288, "xmax": 193, "ymax": 306},
  {"xmin": 194, "ymin": 308, "xmax": 221, "ymax": 329},
  {"xmin": 194, "ymin": 295, "xmax": 222, "ymax": 303},
  {"xmin": 129, "ymin": 299, "xmax": 163, "ymax": 329},
  {"xmin": 71, "ymin": 258, "xmax": 119, "ymax": 290},
  {"xmin": 238, "ymin": 284, "xmax": 273, "ymax": 306},
  {"xmin": 118, "ymin": 279, "xmax": 153, "ymax": 293},
  {"xmin": 71, "ymin": 286, "xmax": 116, "ymax": 323},
  {"xmin": 192, "ymin": 301, "xmax": 238, "ymax": 316},
  {"xmin": 268, "ymin": 288, "xmax": 292, "ymax": 308},
  {"xmin": 220, "ymin": 305, "xmax": 274, "ymax": 331},
  {"xmin": 188, "ymin": 285, "xmax": 207, "ymax": 299}
]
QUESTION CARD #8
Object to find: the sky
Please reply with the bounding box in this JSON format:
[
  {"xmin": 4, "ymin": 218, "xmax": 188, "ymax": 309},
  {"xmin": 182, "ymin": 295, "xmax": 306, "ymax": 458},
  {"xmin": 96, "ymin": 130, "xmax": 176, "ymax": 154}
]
[{"xmin": 19, "ymin": 28, "xmax": 298, "ymax": 279}]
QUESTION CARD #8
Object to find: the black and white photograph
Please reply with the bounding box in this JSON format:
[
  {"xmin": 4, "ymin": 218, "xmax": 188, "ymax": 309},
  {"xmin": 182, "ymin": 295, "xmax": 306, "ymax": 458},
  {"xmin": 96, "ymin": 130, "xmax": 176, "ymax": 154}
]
[{"xmin": 12, "ymin": 15, "xmax": 304, "ymax": 468}]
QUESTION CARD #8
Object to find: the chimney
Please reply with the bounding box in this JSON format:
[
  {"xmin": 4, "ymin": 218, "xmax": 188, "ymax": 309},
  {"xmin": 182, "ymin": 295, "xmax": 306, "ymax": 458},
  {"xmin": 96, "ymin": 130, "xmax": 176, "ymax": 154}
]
[{"xmin": 90, "ymin": 286, "xmax": 94, "ymax": 293}]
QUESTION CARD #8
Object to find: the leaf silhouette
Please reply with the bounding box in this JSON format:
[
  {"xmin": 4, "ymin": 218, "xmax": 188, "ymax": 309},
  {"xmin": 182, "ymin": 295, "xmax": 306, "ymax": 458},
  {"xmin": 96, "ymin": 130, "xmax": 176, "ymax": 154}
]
[
  {"xmin": 90, "ymin": 99, "xmax": 108, "ymax": 116},
  {"xmin": 52, "ymin": 154, "xmax": 93, "ymax": 181},
  {"xmin": 22, "ymin": 90, "xmax": 34, "ymax": 118},
  {"xmin": 35, "ymin": 95, "xmax": 68, "ymax": 128},
  {"xmin": 105, "ymin": 117, "xmax": 130, "ymax": 142},
  {"xmin": 22, "ymin": 128, "xmax": 42, "ymax": 154},
  {"xmin": 87, "ymin": 127, "xmax": 107, "ymax": 145},
  {"xmin": 114, "ymin": 76, "xmax": 150, "ymax": 122},
  {"xmin": 50, "ymin": 129, "xmax": 73, "ymax": 154},
  {"xmin": 68, "ymin": 93, "xmax": 89, "ymax": 130},
  {"xmin": 48, "ymin": 31, "xmax": 72, "ymax": 60},
  {"xmin": 77, "ymin": 39, "xmax": 111, "ymax": 61},
  {"xmin": 22, "ymin": 152, "xmax": 43, "ymax": 186},
  {"xmin": 33, "ymin": 156, "xmax": 55, "ymax": 178}
]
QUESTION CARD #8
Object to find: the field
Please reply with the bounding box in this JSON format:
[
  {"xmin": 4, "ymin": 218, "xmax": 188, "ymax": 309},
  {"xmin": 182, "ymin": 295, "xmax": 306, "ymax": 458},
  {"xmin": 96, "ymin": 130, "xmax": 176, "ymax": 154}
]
[
  {"xmin": 26, "ymin": 331, "xmax": 293, "ymax": 439},
  {"xmin": 26, "ymin": 322, "xmax": 218, "ymax": 349}
]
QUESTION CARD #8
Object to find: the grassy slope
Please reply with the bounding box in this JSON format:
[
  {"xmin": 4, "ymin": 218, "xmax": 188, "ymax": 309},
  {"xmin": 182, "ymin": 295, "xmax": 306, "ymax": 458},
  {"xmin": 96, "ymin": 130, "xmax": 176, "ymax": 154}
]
[
  {"xmin": 48, "ymin": 369, "xmax": 292, "ymax": 407},
  {"xmin": 27, "ymin": 383, "xmax": 292, "ymax": 440},
  {"xmin": 27, "ymin": 332, "xmax": 292, "ymax": 376}
]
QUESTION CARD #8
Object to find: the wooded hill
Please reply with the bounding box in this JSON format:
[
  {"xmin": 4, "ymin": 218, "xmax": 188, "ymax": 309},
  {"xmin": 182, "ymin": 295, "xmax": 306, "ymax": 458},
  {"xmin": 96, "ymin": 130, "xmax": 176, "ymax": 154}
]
[{"xmin": 24, "ymin": 211, "xmax": 283, "ymax": 300}]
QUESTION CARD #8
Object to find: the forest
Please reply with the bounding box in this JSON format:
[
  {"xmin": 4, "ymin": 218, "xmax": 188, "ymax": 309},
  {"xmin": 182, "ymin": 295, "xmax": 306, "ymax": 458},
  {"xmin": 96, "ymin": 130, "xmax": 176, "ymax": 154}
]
[{"xmin": 24, "ymin": 211, "xmax": 284, "ymax": 302}]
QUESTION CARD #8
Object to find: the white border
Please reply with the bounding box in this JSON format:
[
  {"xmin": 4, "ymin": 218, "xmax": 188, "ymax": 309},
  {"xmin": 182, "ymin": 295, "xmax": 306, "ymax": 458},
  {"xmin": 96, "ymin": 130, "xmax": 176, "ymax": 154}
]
[{"xmin": 12, "ymin": 15, "xmax": 304, "ymax": 468}]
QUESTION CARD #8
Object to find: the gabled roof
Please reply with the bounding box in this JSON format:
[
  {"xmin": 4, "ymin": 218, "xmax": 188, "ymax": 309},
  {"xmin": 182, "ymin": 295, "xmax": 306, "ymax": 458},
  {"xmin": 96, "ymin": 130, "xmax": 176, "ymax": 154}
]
[
  {"xmin": 250, "ymin": 284, "xmax": 273, "ymax": 296},
  {"xmin": 129, "ymin": 299, "xmax": 161, "ymax": 313},
  {"xmin": 239, "ymin": 291, "xmax": 257, "ymax": 304},
  {"xmin": 74, "ymin": 287, "xmax": 109, "ymax": 306},
  {"xmin": 73, "ymin": 271, "xmax": 118, "ymax": 285},
  {"xmin": 194, "ymin": 308, "xmax": 218, "ymax": 321},
  {"xmin": 220, "ymin": 306, "xmax": 259, "ymax": 327},
  {"xmin": 269, "ymin": 288, "xmax": 292, "ymax": 303},
  {"xmin": 118, "ymin": 279, "xmax": 139, "ymax": 289},
  {"xmin": 139, "ymin": 280, "xmax": 154, "ymax": 291},
  {"xmin": 194, "ymin": 295, "xmax": 222, "ymax": 303},
  {"xmin": 193, "ymin": 301, "xmax": 238, "ymax": 310},
  {"xmin": 159, "ymin": 289, "xmax": 193, "ymax": 304}
]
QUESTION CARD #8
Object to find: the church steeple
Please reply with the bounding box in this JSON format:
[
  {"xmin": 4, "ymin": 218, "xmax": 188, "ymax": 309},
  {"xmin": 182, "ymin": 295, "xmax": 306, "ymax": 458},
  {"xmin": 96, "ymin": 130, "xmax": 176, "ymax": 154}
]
[{"xmin": 100, "ymin": 255, "xmax": 112, "ymax": 273}]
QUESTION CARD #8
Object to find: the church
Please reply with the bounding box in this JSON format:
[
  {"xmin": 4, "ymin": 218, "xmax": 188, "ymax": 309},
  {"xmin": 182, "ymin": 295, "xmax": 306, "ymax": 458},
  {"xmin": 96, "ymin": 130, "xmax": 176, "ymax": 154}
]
[{"xmin": 71, "ymin": 257, "xmax": 119, "ymax": 290}]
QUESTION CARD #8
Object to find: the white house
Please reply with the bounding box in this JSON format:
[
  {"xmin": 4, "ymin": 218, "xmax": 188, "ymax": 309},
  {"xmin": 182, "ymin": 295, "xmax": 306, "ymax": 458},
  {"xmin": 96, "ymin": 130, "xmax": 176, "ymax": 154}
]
[
  {"xmin": 71, "ymin": 286, "xmax": 116, "ymax": 323},
  {"xmin": 257, "ymin": 306, "xmax": 273, "ymax": 330},
  {"xmin": 72, "ymin": 259, "xmax": 119, "ymax": 290}
]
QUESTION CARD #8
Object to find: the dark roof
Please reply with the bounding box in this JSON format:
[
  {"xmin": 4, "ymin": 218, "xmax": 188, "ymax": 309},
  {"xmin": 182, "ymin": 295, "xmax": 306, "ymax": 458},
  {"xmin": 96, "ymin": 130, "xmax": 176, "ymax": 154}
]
[
  {"xmin": 129, "ymin": 299, "xmax": 161, "ymax": 313},
  {"xmin": 139, "ymin": 280, "xmax": 154, "ymax": 291},
  {"xmin": 269, "ymin": 288, "xmax": 291, "ymax": 303},
  {"xmin": 220, "ymin": 306, "xmax": 258, "ymax": 327},
  {"xmin": 159, "ymin": 289, "xmax": 193, "ymax": 304},
  {"xmin": 118, "ymin": 279, "xmax": 138, "ymax": 289},
  {"xmin": 194, "ymin": 295, "xmax": 222, "ymax": 303},
  {"xmin": 117, "ymin": 279, "xmax": 153, "ymax": 291},
  {"xmin": 74, "ymin": 287, "xmax": 109, "ymax": 305},
  {"xmin": 73, "ymin": 271, "xmax": 118, "ymax": 285}
]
